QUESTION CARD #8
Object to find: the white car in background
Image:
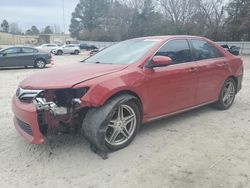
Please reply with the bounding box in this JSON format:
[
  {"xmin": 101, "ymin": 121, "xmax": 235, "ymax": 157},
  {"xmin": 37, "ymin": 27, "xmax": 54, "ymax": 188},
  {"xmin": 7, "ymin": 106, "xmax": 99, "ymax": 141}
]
[
  {"xmin": 51, "ymin": 44, "xmax": 81, "ymax": 55},
  {"xmin": 36, "ymin": 43, "xmax": 58, "ymax": 53}
]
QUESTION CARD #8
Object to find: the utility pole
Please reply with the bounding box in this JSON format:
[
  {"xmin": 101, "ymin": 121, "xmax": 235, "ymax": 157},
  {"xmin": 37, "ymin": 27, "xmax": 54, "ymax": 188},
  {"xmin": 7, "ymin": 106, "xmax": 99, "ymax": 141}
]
[{"xmin": 62, "ymin": 0, "xmax": 66, "ymax": 34}]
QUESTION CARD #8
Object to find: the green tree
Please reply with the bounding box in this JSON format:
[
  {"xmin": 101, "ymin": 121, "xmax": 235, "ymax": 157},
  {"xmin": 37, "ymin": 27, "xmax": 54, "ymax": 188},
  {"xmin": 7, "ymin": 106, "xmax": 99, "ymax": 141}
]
[
  {"xmin": 1, "ymin": 19, "xmax": 9, "ymax": 32},
  {"xmin": 226, "ymin": 0, "xmax": 250, "ymax": 40},
  {"xmin": 31, "ymin": 25, "xmax": 40, "ymax": 35},
  {"xmin": 69, "ymin": 0, "xmax": 106, "ymax": 38},
  {"xmin": 25, "ymin": 25, "xmax": 40, "ymax": 35},
  {"xmin": 44, "ymin": 26, "xmax": 53, "ymax": 34},
  {"xmin": 129, "ymin": 0, "xmax": 164, "ymax": 37}
]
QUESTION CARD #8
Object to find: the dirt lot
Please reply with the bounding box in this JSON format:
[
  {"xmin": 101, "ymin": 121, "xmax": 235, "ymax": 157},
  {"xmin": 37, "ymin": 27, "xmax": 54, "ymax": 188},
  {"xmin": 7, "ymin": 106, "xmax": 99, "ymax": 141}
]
[{"xmin": 0, "ymin": 54, "xmax": 249, "ymax": 188}]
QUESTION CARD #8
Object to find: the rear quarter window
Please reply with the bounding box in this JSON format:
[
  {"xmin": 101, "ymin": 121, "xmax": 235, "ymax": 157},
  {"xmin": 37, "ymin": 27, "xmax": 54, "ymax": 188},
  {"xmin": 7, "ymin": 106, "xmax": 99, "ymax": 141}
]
[{"xmin": 191, "ymin": 39, "xmax": 224, "ymax": 61}]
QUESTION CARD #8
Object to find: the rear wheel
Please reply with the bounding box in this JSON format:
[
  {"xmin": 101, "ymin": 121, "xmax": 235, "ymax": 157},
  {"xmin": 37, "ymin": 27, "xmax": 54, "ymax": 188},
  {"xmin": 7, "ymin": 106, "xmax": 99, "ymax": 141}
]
[
  {"xmin": 214, "ymin": 78, "xmax": 236, "ymax": 110},
  {"xmin": 34, "ymin": 59, "xmax": 46, "ymax": 69},
  {"xmin": 74, "ymin": 50, "xmax": 80, "ymax": 55}
]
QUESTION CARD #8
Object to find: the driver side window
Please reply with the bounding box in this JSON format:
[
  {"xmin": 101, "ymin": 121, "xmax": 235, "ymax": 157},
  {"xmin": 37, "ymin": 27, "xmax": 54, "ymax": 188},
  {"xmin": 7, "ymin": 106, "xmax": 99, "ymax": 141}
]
[{"xmin": 155, "ymin": 39, "xmax": 192, "ymax": 64}]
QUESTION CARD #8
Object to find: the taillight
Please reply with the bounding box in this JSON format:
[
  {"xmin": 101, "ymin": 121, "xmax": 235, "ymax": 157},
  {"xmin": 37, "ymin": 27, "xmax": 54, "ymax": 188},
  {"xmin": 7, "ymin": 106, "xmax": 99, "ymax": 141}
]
[{"xmin": 51, "ymin": 56, "xmax": 55, "ymax": 65}]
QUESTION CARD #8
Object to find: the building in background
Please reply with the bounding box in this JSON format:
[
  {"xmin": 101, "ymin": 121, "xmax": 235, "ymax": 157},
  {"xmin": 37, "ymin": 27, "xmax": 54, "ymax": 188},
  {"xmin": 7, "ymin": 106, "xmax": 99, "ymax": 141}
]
[{"xmin": 0, "ymin": 32, "xmax": 75, "ymax": 45}]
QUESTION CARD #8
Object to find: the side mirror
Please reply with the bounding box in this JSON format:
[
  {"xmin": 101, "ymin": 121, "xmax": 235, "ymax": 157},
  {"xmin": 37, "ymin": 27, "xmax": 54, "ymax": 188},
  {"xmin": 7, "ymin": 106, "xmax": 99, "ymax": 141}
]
[
  {"xmin": 2, "ymin": 53, "xmax": 7, "ymax": 56},
  {"xmin": 148, "ymin": 56, "xmax": 172, "ymax": 68}
]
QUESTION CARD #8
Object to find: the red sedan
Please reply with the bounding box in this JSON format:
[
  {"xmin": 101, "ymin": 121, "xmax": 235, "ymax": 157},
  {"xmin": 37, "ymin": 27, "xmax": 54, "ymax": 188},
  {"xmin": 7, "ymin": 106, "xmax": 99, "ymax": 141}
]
[{"xmin": 12, "ymin": 36, "xmax": 243, "ymax": 153}]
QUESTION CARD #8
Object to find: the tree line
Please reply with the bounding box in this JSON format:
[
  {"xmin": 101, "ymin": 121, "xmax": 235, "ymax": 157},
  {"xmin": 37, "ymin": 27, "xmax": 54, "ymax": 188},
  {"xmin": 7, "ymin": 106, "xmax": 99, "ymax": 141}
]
[
  {"xmin": 69, "ymin": 0, "xmax": 250, "ymax": 41},
  {"xmin": 0, "ymin": 20, "xmax": 57, "ymax": 35}
]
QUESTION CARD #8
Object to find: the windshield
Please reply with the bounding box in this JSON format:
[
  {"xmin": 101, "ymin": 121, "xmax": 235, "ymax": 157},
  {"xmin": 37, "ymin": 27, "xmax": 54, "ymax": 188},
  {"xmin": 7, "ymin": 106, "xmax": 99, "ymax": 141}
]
[{"xmin": 85, "ymin": 38, "xmax": 162, "ymax": 65}]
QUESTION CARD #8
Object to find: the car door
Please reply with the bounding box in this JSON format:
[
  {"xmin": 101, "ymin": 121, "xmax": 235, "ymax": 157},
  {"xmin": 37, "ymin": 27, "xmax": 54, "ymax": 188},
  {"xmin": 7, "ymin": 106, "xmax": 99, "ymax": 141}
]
[
  {"xmin": 190, "ymin": 39, "xmax": 229, "ymax": 104},
  {"xmin": 145, "ymin": 39, "xmax": 198, "ymax": 118},
  {"xmin": 0, "ymin": 47, "xmax": 22, "ymax": 67},
  {"xmin": 21, "ymin": 47, "xmax": 37, "ymax": 66},
  {"xmin": 47, "ymin": 44, "xmax": 57, "ymax": 52},
  {"xmin": 62, "ymin": 45, "xmax": 71, "ymax": 54}
]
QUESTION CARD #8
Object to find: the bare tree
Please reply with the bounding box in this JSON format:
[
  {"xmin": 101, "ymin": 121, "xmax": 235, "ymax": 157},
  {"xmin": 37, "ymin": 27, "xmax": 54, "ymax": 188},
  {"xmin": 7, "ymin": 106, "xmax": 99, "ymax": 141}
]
[
  {"xmin": 156, "ymin": 0, "xmax": 198, "ymax": 33},
  {"xmin": 195, "ymin": 0, "xmax": 226, "ymax": 39}
]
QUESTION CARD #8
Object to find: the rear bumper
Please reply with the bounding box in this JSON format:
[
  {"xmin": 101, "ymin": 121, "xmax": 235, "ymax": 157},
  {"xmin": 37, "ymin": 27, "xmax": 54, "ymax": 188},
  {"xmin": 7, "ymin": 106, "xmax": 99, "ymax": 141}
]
[
  {"xmin": 12, "ymin": 96, "xmax": 45, "ymax": 144},
  {"xmin": 236, "ymin": 74, "xmax": 243, "ymax": 93},
  {"xmin": 46, "ymin": 58, "xmax": 51, "ymax": 64}
]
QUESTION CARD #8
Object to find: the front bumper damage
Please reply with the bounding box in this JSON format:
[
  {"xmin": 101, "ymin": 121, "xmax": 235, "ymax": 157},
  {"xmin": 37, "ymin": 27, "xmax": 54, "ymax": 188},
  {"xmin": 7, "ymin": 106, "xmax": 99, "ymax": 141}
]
[{"xmin": 12, "ymin": 88, "xmax": 83, "ymax": 144}]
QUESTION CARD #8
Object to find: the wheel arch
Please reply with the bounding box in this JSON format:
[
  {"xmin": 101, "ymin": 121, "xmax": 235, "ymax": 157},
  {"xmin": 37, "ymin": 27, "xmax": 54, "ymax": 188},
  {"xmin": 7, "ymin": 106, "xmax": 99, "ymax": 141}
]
[
  {"xmin": 34, "ymin": 57, "xmax": 46, "ymax": 64},
  {"xmin": 82, "ymin": 87, "xmax": 144, "ymax": 119},
  {"xmin": 106, "ymin": 90, "xmax": 144, "ymax": 118}
]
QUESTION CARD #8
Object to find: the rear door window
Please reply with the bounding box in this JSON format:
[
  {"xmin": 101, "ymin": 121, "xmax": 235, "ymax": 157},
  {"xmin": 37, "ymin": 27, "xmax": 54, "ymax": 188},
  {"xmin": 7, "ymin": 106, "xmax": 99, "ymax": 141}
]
[
  {"xmin": 191, "ymin": 39, "xmax": 223, "ymax": 61},
  {"xmin": 155, "ymin": 39, "xmax": 192, "ymax": 64},
  {"xmin": 22, "ymin": 47, "xmax": 37, "ymax": 53}
]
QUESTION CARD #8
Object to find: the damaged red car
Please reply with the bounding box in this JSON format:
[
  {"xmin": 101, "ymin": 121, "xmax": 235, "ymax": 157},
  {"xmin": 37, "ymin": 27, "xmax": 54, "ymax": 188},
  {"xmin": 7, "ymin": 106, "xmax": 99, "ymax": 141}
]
[{"xmin": 12, "ymin": 36, "xmax": 243, "ymax": 153}]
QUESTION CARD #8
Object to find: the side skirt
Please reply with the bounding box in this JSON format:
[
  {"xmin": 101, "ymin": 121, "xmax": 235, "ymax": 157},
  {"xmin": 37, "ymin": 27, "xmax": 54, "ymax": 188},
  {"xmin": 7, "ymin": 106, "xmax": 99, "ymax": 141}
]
[{"xmin": 145, "ymin": 100, "xmax": 217, "ymax": 123}]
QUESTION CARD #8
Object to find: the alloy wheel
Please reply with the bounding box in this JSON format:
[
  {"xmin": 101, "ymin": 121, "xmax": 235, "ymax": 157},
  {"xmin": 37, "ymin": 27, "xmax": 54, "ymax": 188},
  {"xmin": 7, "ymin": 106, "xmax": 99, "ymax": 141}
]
[
  {"xmin": 105, "ymin": 104, "xmax": 137, "ymax": 146},
  {"xmin": 222, "ymin": 80, "xmax": 235, "ymax": 107},
  {"xmin": 36, "ymin": 60, "xmax": 45, "ymax": 68}
]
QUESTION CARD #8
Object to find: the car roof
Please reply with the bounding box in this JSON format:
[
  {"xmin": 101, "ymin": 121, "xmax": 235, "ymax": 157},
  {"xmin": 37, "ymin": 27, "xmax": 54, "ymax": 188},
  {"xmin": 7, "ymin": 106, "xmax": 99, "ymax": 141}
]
[
  {"xmin": 0, "ymin": 46, "xmax": 37, "ymax": 50},
  {"xmin": 135, "ymin": 35, "xmax": 207, "ymax": 41}
]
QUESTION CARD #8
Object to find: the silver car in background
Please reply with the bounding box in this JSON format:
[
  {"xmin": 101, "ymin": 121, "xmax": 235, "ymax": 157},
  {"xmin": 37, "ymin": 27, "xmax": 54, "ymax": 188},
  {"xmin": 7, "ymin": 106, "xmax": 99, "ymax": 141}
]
[
  {"xmin": 51, "ymin": 44, "xmax": 81, "ymax": 55},
  {"xmin": 36, "ymin": 43, "xmax": 58, "ymax": 53}
]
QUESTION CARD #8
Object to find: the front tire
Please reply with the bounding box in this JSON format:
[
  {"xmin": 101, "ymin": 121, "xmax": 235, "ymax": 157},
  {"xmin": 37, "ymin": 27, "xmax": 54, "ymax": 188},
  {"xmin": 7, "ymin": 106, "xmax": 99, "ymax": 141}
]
[
  {"xmin": 105, "ymin": 101, "xmax": 140, "ymax": 151},
  {"xmin": 82, "ymin": 94, "xmax": 141, "ymax": 152},
  {"xmin": 57, "ymin": 50, "xmax": 63, "ymax": 55},
  {"xmin": 214, "ymin": 78, "xmax": 236, "ymax": 110}
]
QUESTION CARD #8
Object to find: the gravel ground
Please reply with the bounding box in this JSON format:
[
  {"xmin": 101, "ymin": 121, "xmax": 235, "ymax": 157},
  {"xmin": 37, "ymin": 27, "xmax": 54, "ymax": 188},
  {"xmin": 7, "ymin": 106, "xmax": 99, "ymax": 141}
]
[{"xmin": 0, "ymin": 54, "xmax": 249, "ymax": 188}]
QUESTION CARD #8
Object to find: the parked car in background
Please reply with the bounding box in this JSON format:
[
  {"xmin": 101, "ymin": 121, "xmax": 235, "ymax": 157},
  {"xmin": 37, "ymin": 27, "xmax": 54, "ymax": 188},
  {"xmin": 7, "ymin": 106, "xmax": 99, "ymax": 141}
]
[
  {"xmin": 12, "ymin": 36, "xmax": 243, "ymax": 155},
  {"xmin": 51, "ymin": 44, "xmax": 81, "ymax": 55},
  {"xmin": 89, "ymin": 47, "xmax": 106, "ymax": 56},
  {"xmin": 0, "ymin": 46, "xmax": 52, "ymax": 68},
  {"xmin": 36, "ymin": 43, "xmax": 58, "ymax": 53},
  {"xmin": 79, "ymin": 43, "xmax": 98, "ymax": 50},
  {"xmin": 221, "ymin": 44, "xmax": 240, "ymax": 56}
]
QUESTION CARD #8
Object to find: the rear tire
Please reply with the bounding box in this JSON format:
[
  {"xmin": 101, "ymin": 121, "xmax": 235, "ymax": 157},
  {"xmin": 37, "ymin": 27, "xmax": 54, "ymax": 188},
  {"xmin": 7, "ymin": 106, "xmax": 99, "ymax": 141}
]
[
  {"xmin": 214, "ymin": 78, "xmax": 236, "ymax": 110},
  {"xmin": 34, "ymin": 59, "xmax": 46, "ymax": 69},
  {"xmin": 74, "ymin": 50, "xmax": 80, "ymax": 55},
  {"xmin": 57, "ymin": 50, "xmax": 63, "ymax": 55}
]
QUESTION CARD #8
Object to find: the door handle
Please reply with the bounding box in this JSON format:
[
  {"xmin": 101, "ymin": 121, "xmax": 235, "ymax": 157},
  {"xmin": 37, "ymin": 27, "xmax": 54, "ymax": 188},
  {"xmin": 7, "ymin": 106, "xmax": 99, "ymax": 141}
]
[
  {"xmin": 188, "ymin": 67, "xmax": 198, "ymax": 73},
  {"xmin": 216, "ymin": 62, "xmax": 227, "ymax": 68}
]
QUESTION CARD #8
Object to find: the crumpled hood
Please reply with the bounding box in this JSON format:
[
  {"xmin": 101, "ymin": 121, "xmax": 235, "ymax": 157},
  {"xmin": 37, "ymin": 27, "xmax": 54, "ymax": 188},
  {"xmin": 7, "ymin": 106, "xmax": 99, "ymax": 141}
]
[{"xmin": 20, "ymin": 62, "xmax": 128, "ymax": 89}]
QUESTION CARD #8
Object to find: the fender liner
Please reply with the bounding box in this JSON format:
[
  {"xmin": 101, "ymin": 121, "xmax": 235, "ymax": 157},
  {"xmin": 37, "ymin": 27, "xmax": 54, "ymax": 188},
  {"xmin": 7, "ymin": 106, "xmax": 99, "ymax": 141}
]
[{"xmin": 81, "ymin": 94, "xmax": 137, "ymax": 154}]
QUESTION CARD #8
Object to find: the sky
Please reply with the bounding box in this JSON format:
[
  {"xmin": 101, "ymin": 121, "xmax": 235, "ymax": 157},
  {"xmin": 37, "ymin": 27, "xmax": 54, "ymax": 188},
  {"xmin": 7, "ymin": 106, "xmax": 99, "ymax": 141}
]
[{"xmin": 0, "ymin": 0, "xmax": 79, "ymax": 33}]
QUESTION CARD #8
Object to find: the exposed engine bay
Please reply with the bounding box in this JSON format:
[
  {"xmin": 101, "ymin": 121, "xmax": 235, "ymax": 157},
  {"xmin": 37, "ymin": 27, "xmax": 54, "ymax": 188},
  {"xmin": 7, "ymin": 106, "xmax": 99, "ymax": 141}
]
[{"xmin": 16, "ymin": 87, "xmax": 89, "ymax": 135}]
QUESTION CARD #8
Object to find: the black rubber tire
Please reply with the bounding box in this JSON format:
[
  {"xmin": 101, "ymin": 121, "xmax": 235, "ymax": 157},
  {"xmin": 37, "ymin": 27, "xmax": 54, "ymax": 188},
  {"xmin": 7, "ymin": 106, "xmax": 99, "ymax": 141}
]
[
  {"xmin": 214, "ymin": 78, "xmax": 236, "ymax": 110},
  {"xmin": 57, "ymin": 50, "xmax": 63, "ymax": 55},
  {"xmin": 82, "ymin": 94, "xmax": 141, "ymax": 152},
  {"xmin": 74, "ymin": 50, "xmax": 80, "ymax": 55},
  {"xmin": 34, "ymin": 58, "xmax": 46, "ymax": 69}
]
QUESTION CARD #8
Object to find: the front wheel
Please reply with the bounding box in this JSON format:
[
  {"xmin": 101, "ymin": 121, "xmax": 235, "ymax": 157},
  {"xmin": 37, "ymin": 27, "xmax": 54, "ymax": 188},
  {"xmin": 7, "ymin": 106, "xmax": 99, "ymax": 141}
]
[
  {"xmin": 82, "ymin": 94, "xmax": 141, "ymax": 152},
  {"xmin": 57, "ymin": 50, "xmax": 63, "ymax": 55},
  {"xmin": 214, "ymin": 78, "xmax": 236, "ymax": 110},
  {"xmin": 105, "ymin": 101, "xmax": 140, "ymax": 151}
]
